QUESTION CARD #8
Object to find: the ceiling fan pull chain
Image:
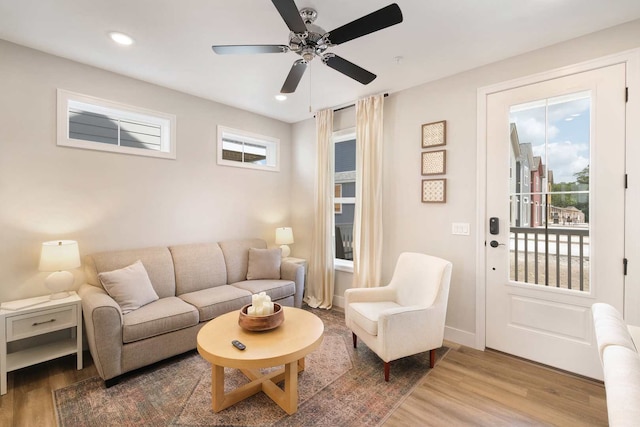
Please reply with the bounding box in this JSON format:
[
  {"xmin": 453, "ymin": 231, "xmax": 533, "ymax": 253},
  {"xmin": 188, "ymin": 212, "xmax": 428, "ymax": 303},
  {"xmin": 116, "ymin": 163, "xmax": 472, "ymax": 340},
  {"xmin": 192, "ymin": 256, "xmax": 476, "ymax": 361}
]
[{"xmin": 308, "ymin": 63, "xmax": 312, "ymax": 113}]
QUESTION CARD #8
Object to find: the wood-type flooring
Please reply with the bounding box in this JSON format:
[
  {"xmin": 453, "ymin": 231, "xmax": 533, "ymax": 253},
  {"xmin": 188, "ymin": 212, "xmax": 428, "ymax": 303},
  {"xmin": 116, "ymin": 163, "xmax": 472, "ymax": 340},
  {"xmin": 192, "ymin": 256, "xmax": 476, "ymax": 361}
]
[{"xmin": 1, "ymin": 343, "xmax": 608, "ymax": 426}]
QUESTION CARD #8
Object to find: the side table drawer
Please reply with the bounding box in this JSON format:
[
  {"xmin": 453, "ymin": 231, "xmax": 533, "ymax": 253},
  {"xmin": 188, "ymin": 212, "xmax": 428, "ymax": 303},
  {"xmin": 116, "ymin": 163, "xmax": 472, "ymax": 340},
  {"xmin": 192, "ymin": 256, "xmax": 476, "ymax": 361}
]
[{"xmin": 6, "ymin": 305, "xmax": 78, "ymax": 342}]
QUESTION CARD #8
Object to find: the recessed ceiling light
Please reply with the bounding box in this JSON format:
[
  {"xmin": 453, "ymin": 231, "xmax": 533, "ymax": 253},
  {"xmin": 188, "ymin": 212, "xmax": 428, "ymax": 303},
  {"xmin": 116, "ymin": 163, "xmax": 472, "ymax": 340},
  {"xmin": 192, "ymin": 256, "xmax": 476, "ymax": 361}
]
[
  {"xmin": 275, "ymin": 94, "xmax": 287, "ymax": 101},
  {"xmin": 109, "ymin": 32, "xmax": 134, "ymax": 46}
]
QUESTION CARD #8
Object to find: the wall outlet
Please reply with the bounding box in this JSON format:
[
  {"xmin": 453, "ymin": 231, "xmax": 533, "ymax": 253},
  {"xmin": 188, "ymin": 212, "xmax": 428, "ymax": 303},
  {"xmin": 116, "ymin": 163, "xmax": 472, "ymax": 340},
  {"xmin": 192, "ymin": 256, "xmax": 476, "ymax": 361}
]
[{"xmin": 452, "ymin": 223, "xmax": 470, "ymax": 235}]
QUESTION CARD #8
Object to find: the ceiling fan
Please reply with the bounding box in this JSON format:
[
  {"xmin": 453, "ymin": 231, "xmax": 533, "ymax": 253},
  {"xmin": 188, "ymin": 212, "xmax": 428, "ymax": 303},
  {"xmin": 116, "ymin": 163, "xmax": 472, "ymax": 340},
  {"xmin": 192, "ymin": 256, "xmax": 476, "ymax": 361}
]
[{"xmin": 212, "ymin": 0, "xmax": 403, "ymax": 93}]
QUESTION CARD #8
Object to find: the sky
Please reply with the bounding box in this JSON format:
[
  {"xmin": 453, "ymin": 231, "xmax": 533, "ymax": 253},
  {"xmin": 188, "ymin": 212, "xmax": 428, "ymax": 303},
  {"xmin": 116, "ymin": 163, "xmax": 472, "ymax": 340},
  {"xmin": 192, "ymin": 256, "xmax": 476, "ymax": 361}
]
[{"xmin": 510, "ymin": 92, "xmax": 590, "ymax": 184}]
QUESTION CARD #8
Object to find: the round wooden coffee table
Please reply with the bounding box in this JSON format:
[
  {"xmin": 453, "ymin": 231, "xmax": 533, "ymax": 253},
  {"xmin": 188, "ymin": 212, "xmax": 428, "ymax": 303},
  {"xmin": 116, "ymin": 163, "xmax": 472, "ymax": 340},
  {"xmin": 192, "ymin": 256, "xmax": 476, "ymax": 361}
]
[{"xmin": 197, "ymin": 306, "xmax": 324, "ymax": 414}]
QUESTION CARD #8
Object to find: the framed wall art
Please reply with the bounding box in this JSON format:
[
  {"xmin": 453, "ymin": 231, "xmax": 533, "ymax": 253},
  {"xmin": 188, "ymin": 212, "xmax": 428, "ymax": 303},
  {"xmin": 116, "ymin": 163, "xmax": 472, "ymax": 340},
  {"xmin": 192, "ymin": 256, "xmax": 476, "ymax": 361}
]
[
  {"xmin": 421, "ymin": 120, "xmax": 446, "ymax": 148},
  {"xmin": 422, "ymin": 179, "xmax": 446, "ymax": 203},
  {"xmin": 421, "ymin": 150, "xmax": 446, "ymax": 175}
]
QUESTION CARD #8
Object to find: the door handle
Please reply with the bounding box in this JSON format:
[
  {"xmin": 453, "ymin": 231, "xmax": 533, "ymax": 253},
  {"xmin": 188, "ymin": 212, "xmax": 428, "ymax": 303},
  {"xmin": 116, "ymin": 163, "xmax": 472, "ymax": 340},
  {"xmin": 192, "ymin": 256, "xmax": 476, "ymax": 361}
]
[{"xmin": 490, "ymin": 240, "xmax": 505, "ymax": 248}]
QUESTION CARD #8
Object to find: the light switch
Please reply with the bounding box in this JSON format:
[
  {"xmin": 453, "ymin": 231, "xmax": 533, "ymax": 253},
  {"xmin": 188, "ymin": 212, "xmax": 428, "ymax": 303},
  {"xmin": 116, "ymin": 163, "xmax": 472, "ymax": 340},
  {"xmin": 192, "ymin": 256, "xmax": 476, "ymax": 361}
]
[{"xmin": 452, "ymin": 223, "xmax": 470, "ymax": 236}]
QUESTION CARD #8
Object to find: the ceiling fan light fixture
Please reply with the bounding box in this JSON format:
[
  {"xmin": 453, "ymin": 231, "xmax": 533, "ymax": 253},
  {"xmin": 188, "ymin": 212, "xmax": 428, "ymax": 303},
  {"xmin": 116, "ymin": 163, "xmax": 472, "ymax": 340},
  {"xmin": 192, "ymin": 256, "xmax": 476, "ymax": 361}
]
[
  {"xmin": 109, "ymin": 31, "xmax": 134, "ymax": 46},
  {"xmin": 275, "ymin": 94, "xmax": 288, "ymax": 101}
]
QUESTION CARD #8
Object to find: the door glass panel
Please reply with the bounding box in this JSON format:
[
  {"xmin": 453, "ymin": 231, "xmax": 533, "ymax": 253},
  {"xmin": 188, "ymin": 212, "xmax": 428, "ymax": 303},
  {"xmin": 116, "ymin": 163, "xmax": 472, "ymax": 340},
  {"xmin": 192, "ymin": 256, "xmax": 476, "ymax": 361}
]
[{"xmin": 509, "ymin": 91, "xmax": 591, "ymax": 292}]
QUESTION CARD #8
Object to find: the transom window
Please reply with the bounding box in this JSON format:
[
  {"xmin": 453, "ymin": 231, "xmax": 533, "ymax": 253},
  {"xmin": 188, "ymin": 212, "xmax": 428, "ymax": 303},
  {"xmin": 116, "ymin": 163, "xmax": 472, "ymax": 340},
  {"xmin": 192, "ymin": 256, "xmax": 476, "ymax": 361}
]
[
  {"xmin": 217, "ymin": 126, "xmax": 279, "ymax": 172},
  {"xmin": 57, "ymin": 89, "xmax": 176, "ymax": 159}
]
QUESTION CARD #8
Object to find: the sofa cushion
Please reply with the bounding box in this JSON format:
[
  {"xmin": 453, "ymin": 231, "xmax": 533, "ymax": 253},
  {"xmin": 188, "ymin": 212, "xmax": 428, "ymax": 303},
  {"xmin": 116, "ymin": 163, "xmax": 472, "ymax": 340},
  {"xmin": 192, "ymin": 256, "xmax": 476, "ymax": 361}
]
[
  {"xmin": 349, "ymin": 301, "xmax": 402, "ymax": 336},
  {"xmin": 84, "ymin": 246, "xmax": 176, "ymax": 298},
  {"xmin": 98, "ymin": 260, "xmax": 159, "ymax": 314},
  {"xmin": 231, "ymin": 279, "xmax": 295, "ymax": 302},
  {"xmin": 247, "ymin": 248, "xmax": 281, "ymax": 280},
  {"xmin": 219, "ymin": 238, "xmax": 267, "ymax": 284},
  {"xmin": 179, "ymin": 285, "xmax": 252, "ymax": 322},
  {"xmin": 170, "ymin": 243, "xmax": 228, "ymax": 295},
  {"xmin": 122, "ymin": 296, "xmax": 199, "ymax": 343}
]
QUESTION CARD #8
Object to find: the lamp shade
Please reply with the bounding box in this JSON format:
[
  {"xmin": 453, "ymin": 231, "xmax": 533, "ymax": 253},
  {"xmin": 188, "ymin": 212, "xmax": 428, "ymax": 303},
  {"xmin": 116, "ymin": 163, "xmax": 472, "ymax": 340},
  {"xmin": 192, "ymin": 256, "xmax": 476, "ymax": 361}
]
[
  {"xmin": 275, "ymin": 227, "xmax": 294, "ymax": 245},
  {"xmin": 39, "ymin": 240, "xmax": 81, "ymax": 272}
]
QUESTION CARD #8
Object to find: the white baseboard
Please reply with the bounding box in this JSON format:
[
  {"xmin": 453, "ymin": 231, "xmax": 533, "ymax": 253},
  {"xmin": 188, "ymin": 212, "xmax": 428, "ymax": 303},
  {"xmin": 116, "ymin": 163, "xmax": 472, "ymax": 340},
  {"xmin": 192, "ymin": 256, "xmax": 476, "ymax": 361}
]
[
  {"xmin": 444, "ymin": 325, "xmax": 478, "ymax": 349},
  {"xmin": 333, "ymin": 295, "xmax": 345, "ymax": 309}
]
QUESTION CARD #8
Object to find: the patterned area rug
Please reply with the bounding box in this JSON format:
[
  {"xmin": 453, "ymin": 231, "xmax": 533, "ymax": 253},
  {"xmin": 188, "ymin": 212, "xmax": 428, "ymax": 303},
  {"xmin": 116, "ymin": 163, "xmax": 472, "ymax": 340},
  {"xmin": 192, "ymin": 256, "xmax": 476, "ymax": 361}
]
[{"xmin": 54, "ymin": 308, "xmax": 448, "ymax": 426}]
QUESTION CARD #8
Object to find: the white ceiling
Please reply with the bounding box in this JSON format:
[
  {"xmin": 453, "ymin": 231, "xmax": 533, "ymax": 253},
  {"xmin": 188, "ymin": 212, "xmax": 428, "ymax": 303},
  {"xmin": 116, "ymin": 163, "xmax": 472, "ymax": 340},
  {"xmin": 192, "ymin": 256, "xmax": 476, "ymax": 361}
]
[{"xmin": 2, "ymin": 0, "xmax": 640, "ymax": 123}]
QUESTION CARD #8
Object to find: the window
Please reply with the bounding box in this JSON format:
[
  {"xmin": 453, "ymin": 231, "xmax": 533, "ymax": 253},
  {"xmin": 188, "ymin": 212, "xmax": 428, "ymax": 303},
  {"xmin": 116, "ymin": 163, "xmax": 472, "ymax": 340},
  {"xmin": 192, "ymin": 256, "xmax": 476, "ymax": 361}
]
[
  {"xmin": 217, "ymin": 126, "xmax": 279, "ymax": 172},
  {"xmin": 334, "ymin": 128, "xmax": 356, "ymax": 268},
  {"xmin": 57, "ymin": 89, "xmax": 176, "ymax": 159}
]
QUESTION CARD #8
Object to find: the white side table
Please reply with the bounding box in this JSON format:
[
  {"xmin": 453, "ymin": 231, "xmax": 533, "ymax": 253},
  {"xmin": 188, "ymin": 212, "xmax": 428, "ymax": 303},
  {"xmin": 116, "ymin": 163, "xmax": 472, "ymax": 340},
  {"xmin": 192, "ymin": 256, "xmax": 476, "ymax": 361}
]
[
  {"xmin": 284, "ymin": 257, "xmax": 307, "ymax": 304},
  {"xmin": 283, "ymin": 256, "xmax": 307, "ymax": 270},
  {"xmin": 0, "ymin": 291, "xmax": 83, "ymax": 395}
]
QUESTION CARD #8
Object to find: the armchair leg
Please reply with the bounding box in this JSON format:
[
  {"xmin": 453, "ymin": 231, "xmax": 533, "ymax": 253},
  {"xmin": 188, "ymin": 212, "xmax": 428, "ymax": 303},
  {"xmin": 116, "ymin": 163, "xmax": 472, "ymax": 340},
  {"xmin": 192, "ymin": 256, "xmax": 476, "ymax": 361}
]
[
  {"xmin": 352, "ymin": 333, "xmax": 357, "ymax": 348},
  {"xmin": 384, "ymin": 361, "xmax": 390, "ymax": 382},
  {"xmin": 430, "ymin": 349, "xmax": 436, "ymax": 368}
]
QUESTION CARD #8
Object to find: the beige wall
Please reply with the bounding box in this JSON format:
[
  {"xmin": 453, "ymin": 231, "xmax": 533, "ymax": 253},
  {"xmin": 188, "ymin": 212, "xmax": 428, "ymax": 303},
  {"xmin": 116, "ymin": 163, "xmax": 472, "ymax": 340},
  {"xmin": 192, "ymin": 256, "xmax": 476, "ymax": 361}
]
[
  {"xmin": 0, "ymin": 40, "xmax": 292, "ymax": 302},
  {"xmin": 3, "ymin": 17, "xmax": 640, "ymax": 340},
  {"xmin": 291, "ymin": 19, "xmax": 640, "ymax": 343}
]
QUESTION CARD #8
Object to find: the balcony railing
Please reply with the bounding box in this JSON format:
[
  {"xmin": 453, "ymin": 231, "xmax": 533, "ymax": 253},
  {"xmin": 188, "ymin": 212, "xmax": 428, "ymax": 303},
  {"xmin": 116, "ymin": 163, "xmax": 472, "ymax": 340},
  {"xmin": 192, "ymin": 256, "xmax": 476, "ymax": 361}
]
[
  {"xmin": 510, "ymin": 226, "xmax": 589, "ymax": 292},
  {"xmin": 336, "ymin": 224, "xmax": 353, "ymax": 260}
]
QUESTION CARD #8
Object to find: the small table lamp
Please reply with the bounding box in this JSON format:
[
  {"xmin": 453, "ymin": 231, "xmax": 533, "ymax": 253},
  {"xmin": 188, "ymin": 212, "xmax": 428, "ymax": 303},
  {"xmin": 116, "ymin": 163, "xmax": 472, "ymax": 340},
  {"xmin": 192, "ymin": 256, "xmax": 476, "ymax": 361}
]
[
  {"xmin": 39, "ymin": 240, "xmax": 81, "ymax": 300},
  {"xmin": 275, "ymin": 227, "xmax": 294, "ymax": 258}
]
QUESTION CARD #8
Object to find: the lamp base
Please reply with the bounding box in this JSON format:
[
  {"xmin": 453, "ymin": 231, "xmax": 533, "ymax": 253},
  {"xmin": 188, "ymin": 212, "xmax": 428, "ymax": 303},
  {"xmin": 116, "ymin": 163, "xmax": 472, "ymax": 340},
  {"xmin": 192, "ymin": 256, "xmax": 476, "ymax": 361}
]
[
  {"xmin": 44, "ymin": 270, "xmax": 74, "ymax": 300},
  {"xmin": 49, "ymin": 291, "xmax": 71, "ymax": 300},
  {"xmin": 280, "ymin": 245, "xmax": 291, "ymax": 258}
]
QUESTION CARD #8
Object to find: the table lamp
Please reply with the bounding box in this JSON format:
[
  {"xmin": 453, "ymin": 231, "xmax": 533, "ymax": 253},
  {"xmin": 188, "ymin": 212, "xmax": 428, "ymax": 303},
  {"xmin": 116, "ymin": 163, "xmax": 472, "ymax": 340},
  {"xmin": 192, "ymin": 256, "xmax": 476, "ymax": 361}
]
[
  {"xmin": 275, "ymin": 227, "xmax": 294, "ymax": 258},
  {"xmin": 39, "ymin": 240, "xmax": 81, "ymax": 300}
]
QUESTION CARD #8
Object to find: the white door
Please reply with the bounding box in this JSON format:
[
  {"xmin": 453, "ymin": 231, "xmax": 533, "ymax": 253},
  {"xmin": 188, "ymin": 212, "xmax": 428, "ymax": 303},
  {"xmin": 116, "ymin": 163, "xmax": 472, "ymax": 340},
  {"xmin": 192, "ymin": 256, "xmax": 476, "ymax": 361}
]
[{"xmin": 485, "ymin": 63, "xmax": 626, "ymax": 379}]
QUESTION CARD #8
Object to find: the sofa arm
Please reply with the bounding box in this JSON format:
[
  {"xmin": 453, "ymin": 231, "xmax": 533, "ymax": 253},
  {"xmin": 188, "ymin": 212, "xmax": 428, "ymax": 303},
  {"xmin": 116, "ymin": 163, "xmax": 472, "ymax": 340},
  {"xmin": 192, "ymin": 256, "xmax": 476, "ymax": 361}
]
[
  {"xmin": 281, "ymin": 261, "xmax": 304, "ymax": 308},
  {"xmin": 601, "ymin": 345, "xmax": 640, "ymax": 427},
  {"xmin": 78, "ymin": 283, "xmax": 124, "ymax": 381}
]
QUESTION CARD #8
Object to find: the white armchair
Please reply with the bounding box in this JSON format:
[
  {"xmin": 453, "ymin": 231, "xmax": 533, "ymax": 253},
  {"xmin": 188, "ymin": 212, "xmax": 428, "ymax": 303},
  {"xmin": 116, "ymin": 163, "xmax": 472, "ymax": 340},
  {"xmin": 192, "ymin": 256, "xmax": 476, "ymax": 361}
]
[{"xmin": 344, "ymin": 252, "xmax": 452, "ymax": 381}]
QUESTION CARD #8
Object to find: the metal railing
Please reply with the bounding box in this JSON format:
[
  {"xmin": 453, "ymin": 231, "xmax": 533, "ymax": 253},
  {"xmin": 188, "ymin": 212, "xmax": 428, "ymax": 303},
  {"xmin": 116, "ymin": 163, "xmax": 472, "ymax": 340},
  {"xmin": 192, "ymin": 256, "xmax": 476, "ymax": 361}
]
[
  {"xmin": 336, "ymin": 224, "xmax": 353, "ymax": 260},
  {"xmin": 510, "ymin": 226, "xmax": 589, "ymax": 291}
]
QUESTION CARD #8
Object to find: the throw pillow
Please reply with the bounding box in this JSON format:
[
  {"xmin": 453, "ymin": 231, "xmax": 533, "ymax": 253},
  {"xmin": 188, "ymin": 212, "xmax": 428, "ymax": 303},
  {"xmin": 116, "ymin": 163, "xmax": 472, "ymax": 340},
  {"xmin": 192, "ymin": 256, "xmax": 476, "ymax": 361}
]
[
  {"xmin": 246, "ymin": 248, "xmax": 281, "ymax": 280},
  {"xmin": 98, "ymin": 260, "xmax": 159, "ymax": 314}
]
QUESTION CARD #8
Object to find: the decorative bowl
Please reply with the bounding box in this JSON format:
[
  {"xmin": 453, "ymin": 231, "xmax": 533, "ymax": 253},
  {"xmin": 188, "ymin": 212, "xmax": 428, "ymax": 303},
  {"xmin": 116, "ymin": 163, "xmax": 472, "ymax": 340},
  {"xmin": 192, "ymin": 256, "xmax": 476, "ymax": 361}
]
[{"xmin": 238, "ymin": 303, "xmax": 284, "ymax": 331}]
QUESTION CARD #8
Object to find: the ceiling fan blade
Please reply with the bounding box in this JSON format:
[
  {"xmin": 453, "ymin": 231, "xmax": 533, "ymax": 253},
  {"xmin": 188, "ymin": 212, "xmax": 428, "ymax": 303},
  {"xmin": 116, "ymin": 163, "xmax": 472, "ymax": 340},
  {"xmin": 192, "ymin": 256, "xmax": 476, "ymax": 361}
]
[
  {"xmin": 323, "ymin": 55, "xmax": 376, "ymax": 85},
  {"xmin": 280, "ymin": 59, "xmax": 308, "ymax": 93},
  {"xmin": 326, "ymin": 3, "xmax": 403, "ymax": 45},
  {"xmin": 271, "ymin": 0, "xmax": 308, "ymax": 34},
  {"xmin": 212, "ymin": 45, "xmax": 289, "ymax": 55}
]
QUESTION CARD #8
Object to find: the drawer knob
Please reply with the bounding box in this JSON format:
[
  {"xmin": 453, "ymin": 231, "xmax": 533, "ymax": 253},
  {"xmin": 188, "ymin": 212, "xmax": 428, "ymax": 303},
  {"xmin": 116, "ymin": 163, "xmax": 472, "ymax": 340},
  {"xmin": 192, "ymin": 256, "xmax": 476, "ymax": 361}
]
[{"xmin": 32, "ymin": 319, "xmax": 56, "ymax": 326}]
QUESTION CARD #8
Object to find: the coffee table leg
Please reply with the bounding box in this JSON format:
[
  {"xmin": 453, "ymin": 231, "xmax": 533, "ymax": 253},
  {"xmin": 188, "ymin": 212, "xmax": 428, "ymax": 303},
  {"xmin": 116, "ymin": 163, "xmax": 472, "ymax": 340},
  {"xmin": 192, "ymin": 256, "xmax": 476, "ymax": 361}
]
[
  {"xmin": 212, "ymin": 364, "xmax": 225, "ymax": 412},
  {"xmin": 283, "ymin": 360, "xmax": 298, "ymax": 414},
  {"xmin": 209, "ymin": 358, "xmax": 306, "ymax": 415}
]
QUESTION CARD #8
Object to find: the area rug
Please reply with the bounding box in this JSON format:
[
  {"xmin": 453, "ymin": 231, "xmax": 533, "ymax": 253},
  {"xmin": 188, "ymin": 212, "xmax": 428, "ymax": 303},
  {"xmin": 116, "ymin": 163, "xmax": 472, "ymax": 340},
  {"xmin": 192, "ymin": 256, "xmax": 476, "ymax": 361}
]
[{"xmin": 54, "ymin": 308, "xmax": 449, "ymax": 426}]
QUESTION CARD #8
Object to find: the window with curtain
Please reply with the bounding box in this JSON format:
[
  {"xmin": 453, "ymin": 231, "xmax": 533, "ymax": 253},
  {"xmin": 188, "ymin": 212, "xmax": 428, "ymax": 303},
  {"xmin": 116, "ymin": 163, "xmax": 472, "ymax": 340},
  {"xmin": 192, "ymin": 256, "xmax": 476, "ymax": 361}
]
[{"xmin": 334, "ymin": 128, "xmax": 356, "ymax": 266}]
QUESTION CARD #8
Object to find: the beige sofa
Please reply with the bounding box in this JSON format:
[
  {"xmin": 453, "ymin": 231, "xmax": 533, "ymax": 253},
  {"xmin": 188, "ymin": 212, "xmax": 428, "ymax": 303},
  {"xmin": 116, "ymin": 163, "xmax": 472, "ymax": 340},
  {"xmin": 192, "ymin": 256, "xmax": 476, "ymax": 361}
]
[
  {"xmin": 592, "ymin": 303, "xmax": 640, "ymax": 427},
  {"xmin": 78, "ymin": 238, "xmax": 304, "ymax": 385}
]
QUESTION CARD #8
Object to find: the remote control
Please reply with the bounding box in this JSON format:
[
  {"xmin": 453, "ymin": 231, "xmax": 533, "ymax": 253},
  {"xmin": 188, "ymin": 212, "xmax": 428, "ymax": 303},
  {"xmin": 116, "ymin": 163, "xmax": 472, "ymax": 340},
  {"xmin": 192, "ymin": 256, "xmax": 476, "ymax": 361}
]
[{"xmin": 232, "ymin": 340, "xmax": 246, "ymax": 350}]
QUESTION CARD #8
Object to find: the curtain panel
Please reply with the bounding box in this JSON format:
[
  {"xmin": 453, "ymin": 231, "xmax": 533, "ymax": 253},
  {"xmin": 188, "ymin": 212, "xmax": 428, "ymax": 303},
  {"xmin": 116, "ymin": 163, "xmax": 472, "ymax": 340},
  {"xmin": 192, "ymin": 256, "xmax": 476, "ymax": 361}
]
[
  {"xmin": 305, "ymin": 108, "xmax": 335, "ymax": 308},
  {"xmin": 353, "ymin": 94, "xmax": 384, "ymax": 288}
]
